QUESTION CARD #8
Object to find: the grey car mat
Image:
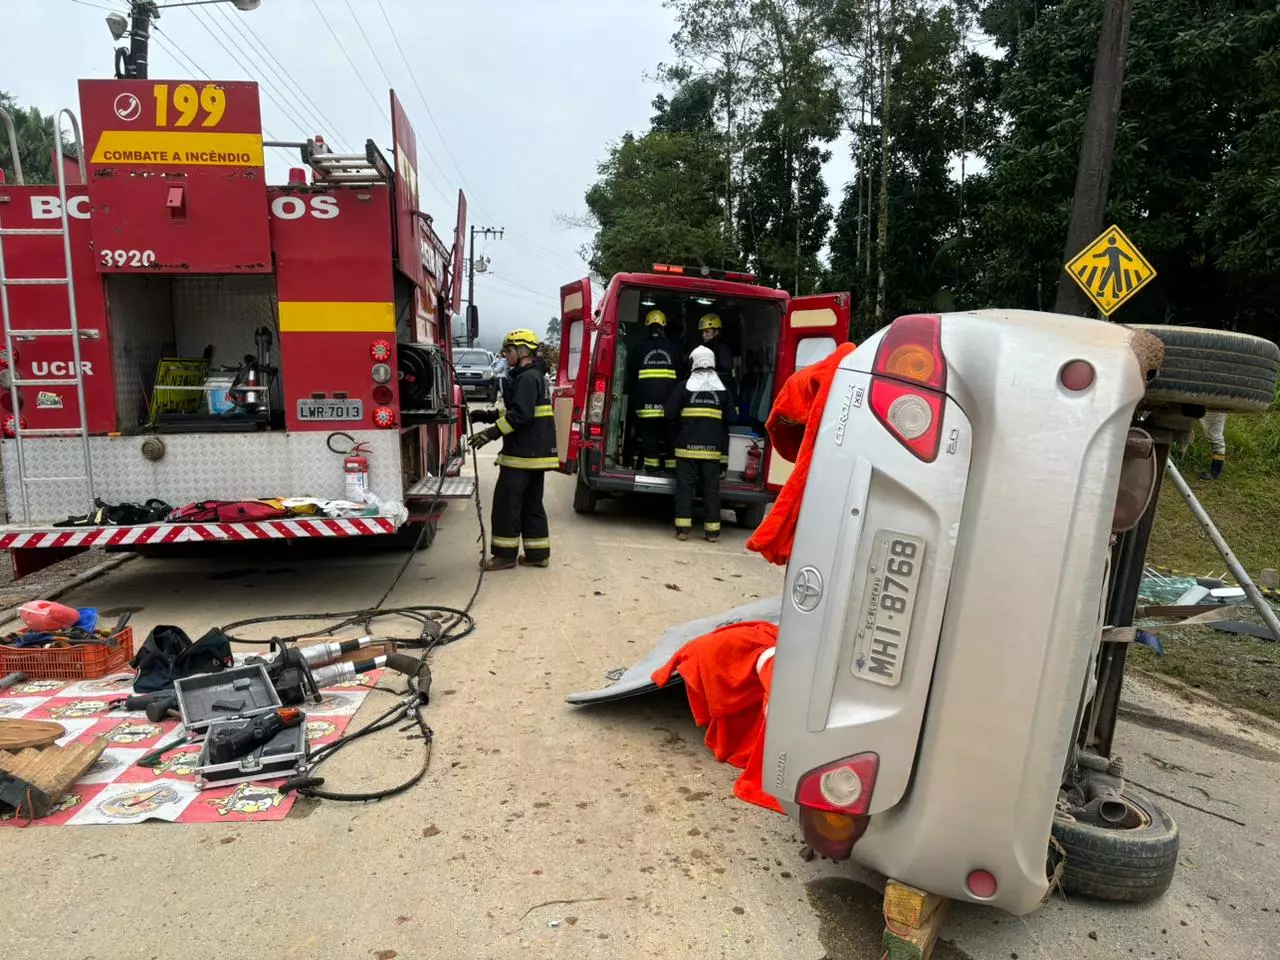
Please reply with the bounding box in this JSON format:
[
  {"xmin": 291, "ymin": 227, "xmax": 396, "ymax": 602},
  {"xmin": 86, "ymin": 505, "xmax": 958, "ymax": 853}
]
[{"xmin": 565, "ymin": 595, "xmax": 784, "ymax": 705}]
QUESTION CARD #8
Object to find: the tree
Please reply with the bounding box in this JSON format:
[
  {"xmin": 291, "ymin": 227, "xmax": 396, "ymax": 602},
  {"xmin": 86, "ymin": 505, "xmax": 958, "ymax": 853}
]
[
  {"xmin": 582, "ymin": 84, "xmax": 736, "ymax": 279},
  {"xmin": 545, "ymin": 314, "xmax": 561, "ymax": 343},
  {"xmin": 0, "ymin": 93, "xmax": 75, "ymax": 185}
]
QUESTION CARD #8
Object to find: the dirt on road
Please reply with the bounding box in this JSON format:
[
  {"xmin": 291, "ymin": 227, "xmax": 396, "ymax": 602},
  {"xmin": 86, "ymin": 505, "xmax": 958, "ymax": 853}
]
[{"xmin": 1, "ymin": 457, "xmax": 1277, "ymax": 959}]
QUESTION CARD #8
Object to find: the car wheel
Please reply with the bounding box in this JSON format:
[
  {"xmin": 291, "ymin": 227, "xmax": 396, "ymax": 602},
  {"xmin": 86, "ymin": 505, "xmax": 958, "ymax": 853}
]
[
  {"xmin": 1049, "ymin": 788, "xmax": 1179, "ymax": 903},
  {"xmin": 735, "ymin": 503, "xmax": 767, "ymax": 529},
  {"xmin": 1130, "ymin": 325, "xmax": 1280, "ymax": 413},
  {"xmin": 573, "ymin": 467, "xmax": 598, "ymax": 515}
]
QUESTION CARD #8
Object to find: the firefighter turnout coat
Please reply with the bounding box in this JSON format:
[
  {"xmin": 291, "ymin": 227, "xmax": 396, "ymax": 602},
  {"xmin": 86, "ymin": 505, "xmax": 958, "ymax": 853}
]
[
  {"xmin": 665, "ymin": 384, "xmax": 731, "ymax": 462},
  {"xmin": 493, "ymin": 362, "xmax": 558, "ymax": 469},
  {"xmin": 628, "ymin": 335, "xmax": 684, "ymax": 415}
]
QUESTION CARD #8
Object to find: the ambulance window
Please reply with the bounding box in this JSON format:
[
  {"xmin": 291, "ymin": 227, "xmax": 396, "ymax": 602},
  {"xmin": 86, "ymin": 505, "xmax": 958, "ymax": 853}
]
[
  {"xmin": 795, "ymin": 337, "xmax": 837, "ymax": 370},
  {"xmin": 568, "ymin": 319, "xmax": 585, "ymax": 379}
]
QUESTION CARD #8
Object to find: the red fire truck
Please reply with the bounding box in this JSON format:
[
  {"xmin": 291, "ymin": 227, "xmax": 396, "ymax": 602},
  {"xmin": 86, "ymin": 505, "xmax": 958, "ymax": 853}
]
[{"xmin": 0, "ymin": 78, "xmax": 476, "ymax": 575}]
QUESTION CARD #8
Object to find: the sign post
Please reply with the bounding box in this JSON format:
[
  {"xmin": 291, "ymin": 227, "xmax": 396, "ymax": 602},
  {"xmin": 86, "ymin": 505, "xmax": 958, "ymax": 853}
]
[{"xmin": 1064, "ymin": 224, "xmax": 1156, "ymax": 317}]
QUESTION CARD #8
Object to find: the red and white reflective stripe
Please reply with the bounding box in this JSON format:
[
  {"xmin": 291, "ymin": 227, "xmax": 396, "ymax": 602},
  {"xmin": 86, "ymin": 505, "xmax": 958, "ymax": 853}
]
[{"xmin": 0, "ymin": 517, "xmax": 399, "ymax": 550}]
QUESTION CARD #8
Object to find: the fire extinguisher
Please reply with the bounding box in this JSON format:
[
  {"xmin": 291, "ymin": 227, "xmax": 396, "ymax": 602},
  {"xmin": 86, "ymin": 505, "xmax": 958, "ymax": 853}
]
[
  {"xmin": 344, "ymin": 442, "xmax": 371, "ymax": 502},
  {"xmin": 743, "ymin": 440, "xmax": 763, "ymax": 482}
]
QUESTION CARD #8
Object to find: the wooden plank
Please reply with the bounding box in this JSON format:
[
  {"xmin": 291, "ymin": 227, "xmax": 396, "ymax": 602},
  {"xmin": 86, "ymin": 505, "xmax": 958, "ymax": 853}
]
[{"xmin": 881, "ymin": 880, "xmax": 950, "ymax": 960}]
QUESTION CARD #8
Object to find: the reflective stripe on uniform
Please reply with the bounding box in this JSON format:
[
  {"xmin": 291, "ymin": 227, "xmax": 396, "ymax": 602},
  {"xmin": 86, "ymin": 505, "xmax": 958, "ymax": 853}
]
[
  {"xmin": 497, "ymin": 455, "xmax": 561, "ymax": 469},
  {"xmin": 675, "ymin": 518, "xmax": 693, "ymax": 528},
  {"xmin": 664, "ymin": 459, "xmax": 678, "ymax": 468},
  {"xmin": 636, "ymin": 408, "xmax": 665, "ymax": 419},
  {"xmin": 523, "ymin": 537, "xmax": 550, "ymax": 549},
  {"xmin": 675, "ymin": 448, "xmax": 722, "ymax": 460},
  {"xmin": 681, "ymin": 408, "xmax": 722, "ymax": 419},
  {"xmin": 534, "ymin": 404, "xmax": 554, "ymax": 417},
  {"xmin": 704, "ymin": 521, "xmax": 721, "ymax": 532},
  {"xmin": 496, "ymin": 417, "xmax": 514, "ymax": 435},
  {"xmin": 491, "ymin": 535, "xmax": 521, "ymax": 548},
  {"xmin": 643, "ymin": 458, "xmax": 661, "ymax": 468},
  {"xmin": 638, "ymin": 369, "xmax": 678, "ymax": 379}
]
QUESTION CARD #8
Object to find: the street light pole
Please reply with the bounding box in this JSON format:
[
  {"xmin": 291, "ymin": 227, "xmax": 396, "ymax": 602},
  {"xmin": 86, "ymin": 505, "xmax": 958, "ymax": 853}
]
[
  {"xmin": 1053, "ymin": 0, "xmax": 1135, "ymax": 318},
  {"xmin": 109, "ymin": 0, "xmax": 260, "ymax": 79}
]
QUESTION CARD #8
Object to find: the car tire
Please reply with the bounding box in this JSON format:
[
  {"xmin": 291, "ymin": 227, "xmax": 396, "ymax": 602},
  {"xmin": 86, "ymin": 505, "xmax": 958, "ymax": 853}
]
[
  {"xmin": 1130, "ymin": 325, "xmax": 1280, "ymax": 413},
  {"xmin": 735, "ymin": 503, "xmax": 767, "ymax": 529},
  {"xmin": 1049, "ymin": 789, "xmax": 1179, "ymax": 903},
  {"xmin": 573, "ymin": 466, "xmax": 598, "ymax": 515}
]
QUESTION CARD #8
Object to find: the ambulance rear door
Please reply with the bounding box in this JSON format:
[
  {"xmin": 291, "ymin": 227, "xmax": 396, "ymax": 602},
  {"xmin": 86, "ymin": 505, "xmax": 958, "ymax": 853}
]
[{"xmin": 554, "ymin": 278, "xmax": 592, "ymax": 473}]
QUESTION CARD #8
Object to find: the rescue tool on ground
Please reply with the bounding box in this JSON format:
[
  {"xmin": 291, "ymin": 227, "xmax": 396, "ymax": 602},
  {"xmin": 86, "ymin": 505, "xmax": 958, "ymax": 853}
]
[{"xmin": 0, "ymin": 61, "xmax": 479, "ymax": 577}]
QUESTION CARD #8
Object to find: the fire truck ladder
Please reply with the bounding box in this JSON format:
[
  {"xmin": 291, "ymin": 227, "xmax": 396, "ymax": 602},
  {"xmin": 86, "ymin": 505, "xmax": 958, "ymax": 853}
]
[{"xmin": 0, "ymin": 108, "xmax": 95, "ymax": 524}]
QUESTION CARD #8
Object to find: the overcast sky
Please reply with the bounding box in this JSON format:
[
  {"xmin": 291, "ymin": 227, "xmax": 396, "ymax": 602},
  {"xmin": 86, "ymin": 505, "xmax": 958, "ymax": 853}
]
[{"xmin": 2, "ymin": 0, "xmax": 861, "ymax": 347}]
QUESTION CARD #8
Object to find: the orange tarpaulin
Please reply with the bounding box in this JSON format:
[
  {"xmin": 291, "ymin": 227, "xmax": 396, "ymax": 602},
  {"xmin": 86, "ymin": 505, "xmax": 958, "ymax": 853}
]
[
  {"xmin": 747, "ymin": 341, "xmax": 857, "ymax": 566},
  {"xmin": 651, "ymin": 621, "xmax": 782, "ymax": 813}
]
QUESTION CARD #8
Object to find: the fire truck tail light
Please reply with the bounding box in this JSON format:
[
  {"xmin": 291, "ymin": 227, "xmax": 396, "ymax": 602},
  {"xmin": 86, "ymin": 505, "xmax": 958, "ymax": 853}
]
[
  {"xmin": 3, "ymin": 415, "xmax": 27, "ymax": 438},
  {"xmin": 371, "ymin": 363, "xmax": 392, "ymax": 384},
  {"xmin": 370, "ymin": 340, "xmax": 393, "ymax": 362},
  {"xmin": 372, "ymin": 385, "xmax": 393, "ymax": 404},
  {"xmin": 372, "ymin": 407, "xmax": 396, "ymax": 429}
]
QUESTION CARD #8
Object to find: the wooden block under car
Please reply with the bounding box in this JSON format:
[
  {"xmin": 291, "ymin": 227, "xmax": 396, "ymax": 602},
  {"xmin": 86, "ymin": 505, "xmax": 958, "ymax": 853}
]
[
  {"xmin": 881, "ymin": 880, "xmax": 950, "ymax": 960},
  {"xmin": 0, "ymin": 735, "xmax": 107, "ymax": 819}
]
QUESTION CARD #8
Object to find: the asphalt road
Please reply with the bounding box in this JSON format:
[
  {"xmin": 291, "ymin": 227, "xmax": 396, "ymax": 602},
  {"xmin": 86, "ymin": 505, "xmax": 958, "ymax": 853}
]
[{"xmin": 1, "ymin": 452, "xmax": 1276, "ymax": 959}]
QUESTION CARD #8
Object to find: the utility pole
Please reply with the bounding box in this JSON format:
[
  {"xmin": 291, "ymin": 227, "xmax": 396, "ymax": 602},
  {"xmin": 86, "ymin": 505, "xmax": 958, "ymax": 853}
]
[
  {"xmin": 467, "ymin": 224, "xmax": 504, "ymax": 347},
  {"xmin": 1053, "ymin": 0, "xmax": 1135, "ymax": 318}
]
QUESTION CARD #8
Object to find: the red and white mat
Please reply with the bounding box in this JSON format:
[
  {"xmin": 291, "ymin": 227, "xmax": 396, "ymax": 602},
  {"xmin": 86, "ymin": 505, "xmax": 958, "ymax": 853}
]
[
  {"xmin": 0, "ymin": 668, "xmax": 383, "ymax": 826},
  {"xmin": 0, "ymin": 517, "xmax": 400, "ymax": 550}
]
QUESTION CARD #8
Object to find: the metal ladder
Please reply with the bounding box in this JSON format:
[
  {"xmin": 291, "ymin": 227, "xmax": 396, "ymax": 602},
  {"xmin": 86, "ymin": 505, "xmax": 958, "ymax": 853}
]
[{"xmin": 0, "ymin": 108, "xmax": 94, "ymax": 525}]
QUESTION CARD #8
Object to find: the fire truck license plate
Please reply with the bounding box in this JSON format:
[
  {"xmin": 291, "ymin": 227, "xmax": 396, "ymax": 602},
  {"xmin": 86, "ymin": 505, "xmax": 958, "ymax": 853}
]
[{"xmin": 297, "ymin": 400, "xmax": 364, "ymax": 421}]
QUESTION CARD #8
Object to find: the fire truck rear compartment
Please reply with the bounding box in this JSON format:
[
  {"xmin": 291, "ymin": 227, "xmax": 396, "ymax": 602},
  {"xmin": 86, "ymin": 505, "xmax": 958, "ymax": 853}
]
[{"xmin": 107, "ymin": 273, "xmax": 283, "ymax": 433}]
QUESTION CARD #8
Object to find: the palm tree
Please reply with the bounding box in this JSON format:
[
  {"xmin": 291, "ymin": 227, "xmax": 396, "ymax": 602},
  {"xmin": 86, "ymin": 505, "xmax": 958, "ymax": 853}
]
[{"xmin": 0, "ymin": 92, "xmax": 75, "ymax": 185}]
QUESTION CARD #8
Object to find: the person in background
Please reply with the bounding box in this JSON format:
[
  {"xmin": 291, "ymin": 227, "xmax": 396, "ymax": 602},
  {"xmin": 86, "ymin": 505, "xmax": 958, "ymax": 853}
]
[
  {"xmin": 468, "ymin": 329, "xmax": 558, "ymax": 569},
  {"xmin": 698, "ymin": 312, "xmax": 736, "ymax": 407},
  {"xmin": 667, "ymin": 345, "xmax": 731, "ymax": 543},
  {"xmin": 1199, "ymin": 411, "xmax": 1227, "ymax": 480},
  {"xmin": 627, "ymin": 308, "xmax": 683, "ymax": 472}
]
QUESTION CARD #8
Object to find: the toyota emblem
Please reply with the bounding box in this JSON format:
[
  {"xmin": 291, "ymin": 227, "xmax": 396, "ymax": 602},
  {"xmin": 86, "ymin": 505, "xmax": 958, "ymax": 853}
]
[{"xmin": 792, "ymin": 566, "xmax": 823, "ymax": 613}]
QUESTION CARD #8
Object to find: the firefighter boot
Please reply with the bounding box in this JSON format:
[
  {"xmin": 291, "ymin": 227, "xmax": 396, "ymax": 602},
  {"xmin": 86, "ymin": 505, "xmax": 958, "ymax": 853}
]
[
  {"xmin": 518, "ymin": 555, "xmax": 549, "ymax": 568},
  {"xmin": 483, "ymin": 556, "xmax": 518, "ymax": 571},
  {"xmin": 1199, "ymin": 456, "xmax": 1225, "ymax": 481}
]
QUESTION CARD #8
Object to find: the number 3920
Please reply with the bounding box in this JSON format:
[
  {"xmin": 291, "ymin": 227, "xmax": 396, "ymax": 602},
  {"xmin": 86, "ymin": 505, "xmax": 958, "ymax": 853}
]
[{"xmin": 100, "ymin": 249, "xmax": 157, "ymax": 267}]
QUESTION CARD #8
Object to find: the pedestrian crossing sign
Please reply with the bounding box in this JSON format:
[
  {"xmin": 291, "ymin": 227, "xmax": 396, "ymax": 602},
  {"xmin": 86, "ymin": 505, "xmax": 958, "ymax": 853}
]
[{"xmin": 1066, "ymin": 225, "xmax": 1156, "ymax": 316}]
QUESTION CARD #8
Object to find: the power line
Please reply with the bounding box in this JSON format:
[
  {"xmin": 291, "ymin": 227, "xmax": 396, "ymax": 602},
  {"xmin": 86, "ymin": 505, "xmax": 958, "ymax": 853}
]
[
  {"xmin": 150, "ymin": 27, "xmax": 292, "ymax": 158},
  {"xmin": 186, "ymin": 5, "xmax": 313, "ymax": 141},
  {"xmin": 213, "ymin": 5, "xmax": 353, "ymax": 153},
  {"xmin": 69, "ymin": 0, "xmax": 121, "ymax": 10},
  {"xmin": 311, "ymin": 0, "xmax": 390, "ymax": 123},
  {"xmin": 480, "ymin": 283, "xmax": 557, "ymax": 309},
  {"xmin": 488, "ymin": 272, "xmax": 553, "ymax": 300}
]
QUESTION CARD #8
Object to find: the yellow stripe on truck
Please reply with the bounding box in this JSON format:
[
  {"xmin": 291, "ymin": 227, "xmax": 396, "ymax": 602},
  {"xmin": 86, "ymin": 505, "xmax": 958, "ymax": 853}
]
[
  {"xmin": 278, "ymin": 301, "xmax": 396, "ymax": 333},
  {"xmin": 91, "ymin": 130, "xmax": 265, "ymax": 166}
]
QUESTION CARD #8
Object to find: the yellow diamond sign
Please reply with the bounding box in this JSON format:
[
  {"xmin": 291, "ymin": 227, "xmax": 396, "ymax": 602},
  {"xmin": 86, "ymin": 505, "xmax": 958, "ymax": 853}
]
[{"xmin": 1065, "ymin": 225, "xmax": 1156, "ymax": 316}]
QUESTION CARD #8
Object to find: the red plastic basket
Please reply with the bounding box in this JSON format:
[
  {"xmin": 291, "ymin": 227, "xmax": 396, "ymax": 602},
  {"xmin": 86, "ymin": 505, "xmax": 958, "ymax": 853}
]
[{"xmin": 0, "ymin": 627, "xmax": 134, "ymax": 681}]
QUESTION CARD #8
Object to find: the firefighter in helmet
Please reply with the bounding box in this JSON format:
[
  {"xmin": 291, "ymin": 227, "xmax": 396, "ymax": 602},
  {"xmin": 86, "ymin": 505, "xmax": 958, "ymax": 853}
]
[
  {"xmin": 698, "ymin": 312, "xmax": 736, "ymax": 406},
  {"xmin": 627, "ymin": 308, "xmax": 683, "ymax": 472},
  {"xmin": 468, "ymin": 328, "xmax": 558, "ymax": 570},
  {"xmin": 666, "ymin": 345, "xmax": 731, "ymax": 542}
]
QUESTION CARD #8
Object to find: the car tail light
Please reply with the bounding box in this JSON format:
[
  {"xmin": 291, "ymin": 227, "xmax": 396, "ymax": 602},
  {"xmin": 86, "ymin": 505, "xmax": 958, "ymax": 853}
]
[
  {"xmin": 372, "ymin": 384, "xmax": 394, "ymax": 405},
  {"xmin": 965, "ymin": 869, "xmax": 998, "ymax": 899},
  {"xmin": 794, "ymin": 753, "xmax": 878, "ymax": 860},
  {"xmin": 372, "ymin": 406, "xmax": 396, "ymax": 428},
  {"xmin": 871, "ymin": 314, "xmax": 946, "ymax": 462},
  {"xmin": 370, "ymin": 339, "xmax": 393, "ymax": 362},
  {"xmin": 3, "ymin": 415, "xmax": 26, "ymax": 438},
  {"xmin": 588, "ymin": 376, "xmax": 607, "ymax": 424}
]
